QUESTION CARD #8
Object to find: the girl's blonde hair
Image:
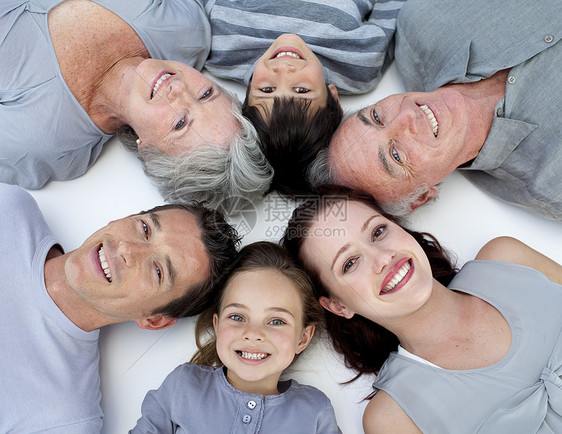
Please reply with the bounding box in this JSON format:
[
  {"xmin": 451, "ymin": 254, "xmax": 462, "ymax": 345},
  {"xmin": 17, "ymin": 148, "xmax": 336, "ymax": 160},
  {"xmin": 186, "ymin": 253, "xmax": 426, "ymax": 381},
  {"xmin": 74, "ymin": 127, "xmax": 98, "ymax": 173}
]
[{"xmin": 190, "ymin": 241, "xmax": 323, "ymax": 366}]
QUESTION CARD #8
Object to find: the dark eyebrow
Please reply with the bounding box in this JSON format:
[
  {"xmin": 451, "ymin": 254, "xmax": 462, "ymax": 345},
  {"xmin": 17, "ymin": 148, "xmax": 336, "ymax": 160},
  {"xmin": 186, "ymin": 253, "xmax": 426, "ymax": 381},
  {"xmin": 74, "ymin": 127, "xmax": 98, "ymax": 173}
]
[
  {"xmin": 378, "ymin": 146, "xmax": 397, "ymax": 177},
  {"xmin": 331, "ymin": 215, "xmax": 380, "ymax": 271},
  {"xmin": 150, "ymin": 212, "xmax": 177, "ymax": 289},
  {"xmin": 357, "ymin": 108, "xmax": 372, "ymax": 126}
]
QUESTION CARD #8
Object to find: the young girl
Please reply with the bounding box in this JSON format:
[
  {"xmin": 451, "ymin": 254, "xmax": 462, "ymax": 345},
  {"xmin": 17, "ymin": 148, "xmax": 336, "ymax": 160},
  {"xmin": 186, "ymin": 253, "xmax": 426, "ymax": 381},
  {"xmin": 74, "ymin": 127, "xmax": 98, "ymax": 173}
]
[{"xmin": 130, "ymin": 241, "xmax": 341, "ymax": 433}]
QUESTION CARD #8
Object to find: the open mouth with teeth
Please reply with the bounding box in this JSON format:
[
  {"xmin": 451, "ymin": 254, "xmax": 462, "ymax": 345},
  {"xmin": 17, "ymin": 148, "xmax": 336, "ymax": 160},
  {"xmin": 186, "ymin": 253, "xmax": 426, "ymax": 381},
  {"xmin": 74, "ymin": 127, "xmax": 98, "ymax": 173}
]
[
  {"xmin": 270, "ymin": 47, "xmax": 304, "ymax": 61},
  {"xmin": 420, "ymin": 104, "xmax": 439, "ymax": 137},
  {"xmin": 151, "ymin": 72, "xmax": 174, "ymax": 99},
  {"xmin": 380, "ymin": 260, "xmax": 412, "ymax": 295},
  {"xmin": 98, "ymin": 246, "xmax": 112, "ymax": 283},
  {"xmin": 236, "ymin": 351, "xmax": 270, "ymax": 361}
]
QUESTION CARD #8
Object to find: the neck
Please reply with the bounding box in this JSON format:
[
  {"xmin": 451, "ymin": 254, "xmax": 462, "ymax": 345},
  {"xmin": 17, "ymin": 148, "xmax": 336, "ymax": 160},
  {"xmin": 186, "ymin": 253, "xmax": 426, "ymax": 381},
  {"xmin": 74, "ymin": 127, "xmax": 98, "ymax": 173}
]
[
  {"xmin": 89, "ymin": 56, "xmax": 146, "ymax": 134},
  {"xmin": 44, "ymin": 250, "xmax": 107, "ymax": 332},
  {"xmin": 447, "ymin": 69, "xmax": 508, "ymax": 164},
  {"xmin": 388, "ymin": 280, "xmax": 475, "ymax": 360}
]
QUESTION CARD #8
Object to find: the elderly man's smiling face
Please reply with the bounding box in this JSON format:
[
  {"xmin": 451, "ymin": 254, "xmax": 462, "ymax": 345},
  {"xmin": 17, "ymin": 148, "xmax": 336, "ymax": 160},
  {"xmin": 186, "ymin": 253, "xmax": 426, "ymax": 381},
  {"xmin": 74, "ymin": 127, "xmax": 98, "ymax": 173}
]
[{"xmin": 329, "ymin": 88, "xmax": 475, "ymax": 210}]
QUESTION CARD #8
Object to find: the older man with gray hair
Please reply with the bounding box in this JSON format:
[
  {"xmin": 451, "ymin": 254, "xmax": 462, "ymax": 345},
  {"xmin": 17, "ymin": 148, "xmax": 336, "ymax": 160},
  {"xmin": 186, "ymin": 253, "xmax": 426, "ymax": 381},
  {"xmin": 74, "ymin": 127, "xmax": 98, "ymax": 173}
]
[{"xmin": 311, "ymin": 0, "xmax": 562, "ymax": 221}]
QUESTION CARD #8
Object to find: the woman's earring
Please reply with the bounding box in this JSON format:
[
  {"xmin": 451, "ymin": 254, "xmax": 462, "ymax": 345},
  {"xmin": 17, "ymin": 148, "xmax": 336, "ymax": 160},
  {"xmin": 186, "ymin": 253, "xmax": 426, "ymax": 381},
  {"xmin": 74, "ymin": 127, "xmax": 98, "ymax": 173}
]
[{"xmin": 136, "ymin": 138, "xmax": 142, "ymax": 146}]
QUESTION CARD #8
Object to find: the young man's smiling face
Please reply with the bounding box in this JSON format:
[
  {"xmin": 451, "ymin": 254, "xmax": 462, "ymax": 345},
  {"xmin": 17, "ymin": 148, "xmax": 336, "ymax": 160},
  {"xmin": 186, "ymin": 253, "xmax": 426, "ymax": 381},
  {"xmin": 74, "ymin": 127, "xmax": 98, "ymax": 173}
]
[{"xmin": 64, "ymin": 208, "xmax": 210, "ymax": 323}]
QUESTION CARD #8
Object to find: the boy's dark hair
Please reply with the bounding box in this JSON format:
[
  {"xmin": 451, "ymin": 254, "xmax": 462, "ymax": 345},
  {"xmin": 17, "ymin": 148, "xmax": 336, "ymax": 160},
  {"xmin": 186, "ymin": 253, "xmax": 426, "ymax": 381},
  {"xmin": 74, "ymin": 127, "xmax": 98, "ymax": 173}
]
[{"xmin": 242, "ymin": 85, "xmax": 342, "ymax": 197}]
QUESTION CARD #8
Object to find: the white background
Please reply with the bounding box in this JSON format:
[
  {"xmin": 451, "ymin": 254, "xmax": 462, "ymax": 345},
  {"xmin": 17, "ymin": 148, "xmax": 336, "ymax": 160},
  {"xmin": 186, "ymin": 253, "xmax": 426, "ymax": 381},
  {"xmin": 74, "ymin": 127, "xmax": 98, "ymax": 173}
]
[{"xmin": 27, "ymin": 63, "xmax": 562, "ymax": 433}]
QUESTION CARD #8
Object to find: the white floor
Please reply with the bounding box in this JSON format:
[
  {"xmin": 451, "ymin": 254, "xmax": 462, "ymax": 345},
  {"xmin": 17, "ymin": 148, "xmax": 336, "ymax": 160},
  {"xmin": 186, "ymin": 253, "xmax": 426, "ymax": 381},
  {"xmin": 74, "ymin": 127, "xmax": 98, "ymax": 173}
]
[{"xmin": 27, "ymin": 62, "xmax": 562, "ymax": 433}]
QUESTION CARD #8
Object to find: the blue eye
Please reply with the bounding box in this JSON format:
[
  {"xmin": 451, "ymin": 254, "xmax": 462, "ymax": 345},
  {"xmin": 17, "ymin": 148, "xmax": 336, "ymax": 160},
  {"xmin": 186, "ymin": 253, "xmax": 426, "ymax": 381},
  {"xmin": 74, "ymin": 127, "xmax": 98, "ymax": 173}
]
[
  {"xmin": 372, "ymin": 109, "xmax": 382, "ymax": 125},
  {"xmin": 174, "ymin": 118, "xmax": 186, "ymax": 131},
  {"xmin": 391, "ymin": 149, "xmax": 401, "ymax": 163},
  {"xmin": 229, "ymin": 314, "xmax": 244, "ymax": 322},
  {"xmin": 259, "ymin": 87, "xmax": 275, "ymax": 93},
  {"xmin": 200, "ymin": 87, "xmax": 213, "ymax": 100},
  {"xmin": 294, "ymin": 87, "xmax": 309, "ymax": 94},
  {"xmin": 269, "ymin": 318, "xmax": 285, "ymax": 326}
]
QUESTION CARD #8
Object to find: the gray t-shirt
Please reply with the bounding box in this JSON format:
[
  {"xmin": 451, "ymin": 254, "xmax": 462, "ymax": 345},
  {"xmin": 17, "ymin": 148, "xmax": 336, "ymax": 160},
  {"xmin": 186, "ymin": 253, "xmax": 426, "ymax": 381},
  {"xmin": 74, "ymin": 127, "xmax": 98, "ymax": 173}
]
[
  {"xmin": 0, "ymin": 0, "xmax": 210, "ymax": 189},
  {"xmin": 373, "ymin": 260, "xmax": 562, "ymax": 433},
  {"xmin": 0, "ymin": 183, "xmax": 102, "ymax": 433},
  {"xmin": 131, "ymin": 363, "xmax": 342, "ymax": 433}
]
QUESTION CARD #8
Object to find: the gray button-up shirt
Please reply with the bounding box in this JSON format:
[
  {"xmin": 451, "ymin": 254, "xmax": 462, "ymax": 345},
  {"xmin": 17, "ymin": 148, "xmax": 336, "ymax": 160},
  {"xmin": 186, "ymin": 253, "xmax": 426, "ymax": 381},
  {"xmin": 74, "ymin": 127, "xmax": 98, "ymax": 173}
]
[{"xmin": 130, "ymin": 364, "xmax": 342, "ymax": 433}]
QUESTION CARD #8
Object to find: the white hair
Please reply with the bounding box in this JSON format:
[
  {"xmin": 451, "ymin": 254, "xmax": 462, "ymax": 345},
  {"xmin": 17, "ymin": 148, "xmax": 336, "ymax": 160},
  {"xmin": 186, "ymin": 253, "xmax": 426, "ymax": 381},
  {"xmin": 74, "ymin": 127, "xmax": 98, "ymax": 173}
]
[
  {"xmin": 379, "ymin": 184, "xmax": 431, "ymax": 216},
  {"xmin": 118, "ymin": 89, "xmax": 273, "ymax": 210}
]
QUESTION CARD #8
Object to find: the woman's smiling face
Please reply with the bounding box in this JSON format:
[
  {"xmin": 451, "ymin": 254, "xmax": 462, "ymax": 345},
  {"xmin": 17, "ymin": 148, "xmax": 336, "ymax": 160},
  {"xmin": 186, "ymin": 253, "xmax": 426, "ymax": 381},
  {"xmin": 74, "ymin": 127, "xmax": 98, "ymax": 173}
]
[
  {"xmin": 301, "ymin": 200, "xmax": 434, "ymax": 324},
  {"xmin": 127, "ymin": 59, "xmax": 241, "ymax": 155}
]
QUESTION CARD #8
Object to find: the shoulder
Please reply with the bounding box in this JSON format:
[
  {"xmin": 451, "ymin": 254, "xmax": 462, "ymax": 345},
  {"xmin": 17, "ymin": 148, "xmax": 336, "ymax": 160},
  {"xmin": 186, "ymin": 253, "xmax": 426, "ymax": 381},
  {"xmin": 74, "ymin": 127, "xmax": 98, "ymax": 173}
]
[
  {"xmin": 0, "ymin": 184, "xmax": 35, "ymax": 207},
  {"xmin": 363, "ymin": 391, "xmax": 421, "ymax": 434},
  {"xmin": 287, "ymin": 380, "xmax": 331, "ymax": 401},
  {"xmin": 476, "ymin": 237, "xmax": 562, "ymax": 285}
]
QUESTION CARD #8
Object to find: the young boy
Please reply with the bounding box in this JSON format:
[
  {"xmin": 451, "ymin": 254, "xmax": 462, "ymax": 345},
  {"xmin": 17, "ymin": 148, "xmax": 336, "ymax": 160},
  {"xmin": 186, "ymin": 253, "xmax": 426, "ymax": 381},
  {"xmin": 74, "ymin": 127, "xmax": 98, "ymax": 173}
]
[{"xmin": 203, "ymin": 0, "xmax": 405, "ymax": 195}]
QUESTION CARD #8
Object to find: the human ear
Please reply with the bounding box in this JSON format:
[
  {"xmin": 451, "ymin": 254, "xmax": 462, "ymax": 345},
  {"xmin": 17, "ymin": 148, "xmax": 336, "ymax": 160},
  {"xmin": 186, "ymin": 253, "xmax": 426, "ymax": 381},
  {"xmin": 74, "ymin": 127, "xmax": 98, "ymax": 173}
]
[
  {"xmin": 295, "ymin": 324, "xmax": 316, "ymax": 354},
  {"xmin": 212, "ymin": 313, "xmax": 219, "ymax": 333},
  {"xmin": 327, "ymin": 84, "xmax": 340, "ymax": 103},
  {"xmin": 136, "ymin": 314, "xmax": 178, "ymax": 330},
  {"xmin": 409, "ymin": 185, "xmax": 439, "ymax": 212},
  {"xmin": 319, "ymin": 296, "xmax": 355, "ymax": 319}
]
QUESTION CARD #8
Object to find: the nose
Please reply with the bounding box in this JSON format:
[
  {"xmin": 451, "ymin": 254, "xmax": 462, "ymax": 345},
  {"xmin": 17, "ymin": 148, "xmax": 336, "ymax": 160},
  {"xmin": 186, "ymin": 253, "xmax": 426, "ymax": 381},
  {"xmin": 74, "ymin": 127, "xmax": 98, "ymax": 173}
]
[
  {"xmin": 388, "ymin": 107, "xmax": 418, "ymax": 137},
  {"xmin": 243, "ymin": 323, "xmax": 265, "ymax": 341},
  {"xmin": 117, "ymin": 240, "xmax": 147, "ymax": 266},
  {"xmin": 271, "ymin": 61, "xmax": 297, "ymax": 73},
  {"xmin": 368, "ymin": 246, "xmax": 395, "ymax": 275},
  {"xmin": 166, "ymin": 78, "xmax": 188, "ymax": 103}
]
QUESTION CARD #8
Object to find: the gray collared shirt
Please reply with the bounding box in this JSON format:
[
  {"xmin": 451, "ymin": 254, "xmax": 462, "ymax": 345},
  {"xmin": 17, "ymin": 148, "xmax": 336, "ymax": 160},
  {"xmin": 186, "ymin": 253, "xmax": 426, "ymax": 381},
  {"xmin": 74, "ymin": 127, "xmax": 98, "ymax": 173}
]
[{"xmin": 395, "ymin": 0, "xmax": 562, "ymax": 220}]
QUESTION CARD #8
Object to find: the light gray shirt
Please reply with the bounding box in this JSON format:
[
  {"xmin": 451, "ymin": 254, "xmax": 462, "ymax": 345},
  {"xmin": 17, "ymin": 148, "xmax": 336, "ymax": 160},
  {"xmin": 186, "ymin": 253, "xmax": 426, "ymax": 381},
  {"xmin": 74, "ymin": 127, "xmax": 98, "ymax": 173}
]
[
  {"xmin": 395, "ymin": 0, "xmax": 562, "ymax": 220},
  {"xmin": 0, "ymin": 0, "xmax": 210, "ymax": 189},
  {"xmin": 0, "ymin": 184, "xmax": 102, "ymax": 433},
  {"xmin": 131, "ymin": 363, "xmax": 342, "ymax": 433},
  {"xmin": 374, "ymin": 260, "xmax": 562, "ymax": 433}
]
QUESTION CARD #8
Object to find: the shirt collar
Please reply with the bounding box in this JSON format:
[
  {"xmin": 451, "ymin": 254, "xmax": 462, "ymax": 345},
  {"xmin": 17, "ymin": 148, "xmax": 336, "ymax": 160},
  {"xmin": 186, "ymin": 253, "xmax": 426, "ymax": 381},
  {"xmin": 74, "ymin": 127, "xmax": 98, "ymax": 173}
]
[{"xmin": 462, "ymin": 100, "xmax": 537, "ymax": 171}]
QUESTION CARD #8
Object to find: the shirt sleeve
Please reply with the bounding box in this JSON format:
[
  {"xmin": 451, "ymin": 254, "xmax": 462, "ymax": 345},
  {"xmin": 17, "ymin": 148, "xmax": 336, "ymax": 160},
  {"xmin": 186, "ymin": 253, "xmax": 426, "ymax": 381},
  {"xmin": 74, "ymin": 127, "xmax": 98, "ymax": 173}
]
[{"xmin": 129, "ymin": 373, "xmax": 177, "ymax": 434}]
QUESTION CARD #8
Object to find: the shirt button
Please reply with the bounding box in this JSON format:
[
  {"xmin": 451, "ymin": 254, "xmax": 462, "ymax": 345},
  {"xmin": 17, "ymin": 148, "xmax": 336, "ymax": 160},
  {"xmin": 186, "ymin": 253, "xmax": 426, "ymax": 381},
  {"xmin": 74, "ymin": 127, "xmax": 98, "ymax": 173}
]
[
  {"xmin": 496, "ymin": 107, "xmax": 504, "ymax": 117},
  {"xmin": 507, "ymin": 76, "xmax": 516, "ymax": 84},
  {"xmin": 545, "ymin": 35, "xmax": 554, "ymax": 43},
  {"xmin": 242, "ymin": 415, "xmax": 252, "ymax": 424},
  {"xmin": 247, "ymin": 400, "xmax": 257, "ymax": 410}
]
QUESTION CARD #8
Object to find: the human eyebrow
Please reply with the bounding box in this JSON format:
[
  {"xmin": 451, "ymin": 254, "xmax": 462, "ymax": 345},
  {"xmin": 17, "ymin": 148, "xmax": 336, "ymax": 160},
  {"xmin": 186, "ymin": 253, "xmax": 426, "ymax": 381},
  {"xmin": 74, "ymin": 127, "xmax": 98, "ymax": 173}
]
[
  {"xmin": 331, "ymin": 215, "xmax": 379, "ymax": 270},
  {"xmin": 357, "ymin": 108, "xmax": 372, "ymax": 126},
  {"xmin": 221, "ymin": 302, "xmax": 247, "ymax": 312},
  {"xmin": 378, "ymin": 146, "xmax": 398, "ymax": 177},
  {"xmin": 148, "ymin": 212, "xmax": 162, "ymax": 231},
  {"xmin": 150, "ymin": 212, "xmax": 177, "ymax": 289},
  {"xmin": 267, "ymin": 307, "xmax": 295, "ymax": 318}
]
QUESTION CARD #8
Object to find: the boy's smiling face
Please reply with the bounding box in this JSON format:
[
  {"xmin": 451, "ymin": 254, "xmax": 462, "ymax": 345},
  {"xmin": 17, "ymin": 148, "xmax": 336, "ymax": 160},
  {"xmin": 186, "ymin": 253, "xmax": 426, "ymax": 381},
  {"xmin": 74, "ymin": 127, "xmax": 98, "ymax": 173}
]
[{"xmin": 247, "ymin": 34, "xmax": 338, "ymax": 116}]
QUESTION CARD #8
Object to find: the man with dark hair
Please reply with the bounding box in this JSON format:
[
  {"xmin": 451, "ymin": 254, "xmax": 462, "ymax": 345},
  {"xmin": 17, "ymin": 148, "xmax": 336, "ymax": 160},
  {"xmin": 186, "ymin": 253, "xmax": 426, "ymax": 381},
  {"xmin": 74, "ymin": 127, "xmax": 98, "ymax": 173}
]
[
  {"xmin": 318, "ymin": 0, "xmax": 562, "ymax": 220},
  {"xmin": 0, "ymin": 184, "xmax": 238, "ymax": 433}
]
